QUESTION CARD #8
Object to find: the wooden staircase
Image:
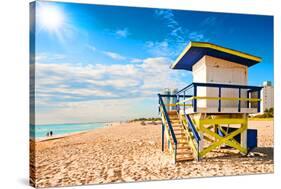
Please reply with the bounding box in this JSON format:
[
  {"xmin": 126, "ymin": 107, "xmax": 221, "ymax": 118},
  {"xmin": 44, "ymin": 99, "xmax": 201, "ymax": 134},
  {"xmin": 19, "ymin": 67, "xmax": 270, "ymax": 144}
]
[{"xmin": 167, "ymin": 110, "xmax": 194, "ymax": 162}]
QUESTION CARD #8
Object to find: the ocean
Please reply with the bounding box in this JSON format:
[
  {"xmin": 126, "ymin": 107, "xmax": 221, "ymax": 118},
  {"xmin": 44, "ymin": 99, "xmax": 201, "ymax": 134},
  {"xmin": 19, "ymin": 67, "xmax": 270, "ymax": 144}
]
[{"xmin": 30, "ymin": 122, "xmax": 107, "ymax": 139}]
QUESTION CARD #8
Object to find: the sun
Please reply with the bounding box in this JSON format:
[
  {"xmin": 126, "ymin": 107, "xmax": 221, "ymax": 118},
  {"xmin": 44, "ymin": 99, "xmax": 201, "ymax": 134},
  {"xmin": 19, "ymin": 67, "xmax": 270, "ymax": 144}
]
[{"xmin": 38, "ymin": 4, "xmax": 64, "ymax": 32}]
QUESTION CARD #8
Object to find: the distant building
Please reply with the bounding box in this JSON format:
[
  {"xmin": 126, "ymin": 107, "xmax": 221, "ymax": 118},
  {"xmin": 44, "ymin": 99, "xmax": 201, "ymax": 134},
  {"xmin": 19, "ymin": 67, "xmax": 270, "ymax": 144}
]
[
  {"xmin": 162, "ymin": 88, "xmax": 178, "ymax": 111},
  {"xmin": 261, "ymin": 81, "xmax": 274, "ymax": 113}
]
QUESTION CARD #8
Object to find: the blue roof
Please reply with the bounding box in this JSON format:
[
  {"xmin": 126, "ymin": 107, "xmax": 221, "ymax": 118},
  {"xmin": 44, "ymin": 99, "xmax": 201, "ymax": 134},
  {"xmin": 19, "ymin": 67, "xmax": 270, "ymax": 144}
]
[{"xmin": 171, "ymin": 41, "xmax": 261, "ymax": 71}]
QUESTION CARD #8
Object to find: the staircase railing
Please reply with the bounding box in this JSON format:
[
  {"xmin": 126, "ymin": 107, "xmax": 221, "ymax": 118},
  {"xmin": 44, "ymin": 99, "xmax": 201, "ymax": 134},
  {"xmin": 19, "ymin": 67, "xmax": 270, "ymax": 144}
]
[{"xmin": 158, "ymin": 94, "xmax": 178, "ymax": 162}]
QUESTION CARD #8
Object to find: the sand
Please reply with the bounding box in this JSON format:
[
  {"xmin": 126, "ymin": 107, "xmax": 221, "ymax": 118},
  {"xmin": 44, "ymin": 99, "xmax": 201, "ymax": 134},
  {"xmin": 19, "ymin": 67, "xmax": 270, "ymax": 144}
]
[{"xmin": 30, "ymin": 120, "xmax": 273, "ymax": 188}]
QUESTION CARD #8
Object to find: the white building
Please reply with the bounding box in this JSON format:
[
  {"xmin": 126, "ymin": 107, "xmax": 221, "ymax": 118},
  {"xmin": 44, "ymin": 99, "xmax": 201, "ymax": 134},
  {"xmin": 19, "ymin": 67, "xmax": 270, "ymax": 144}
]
[
  {"xmin": 261, "ymin": 81, "xmax": 274, "ymax": 113},
  {"xmin": 192, "ymin": 55, "xmax": 249, "ymax": 110}
]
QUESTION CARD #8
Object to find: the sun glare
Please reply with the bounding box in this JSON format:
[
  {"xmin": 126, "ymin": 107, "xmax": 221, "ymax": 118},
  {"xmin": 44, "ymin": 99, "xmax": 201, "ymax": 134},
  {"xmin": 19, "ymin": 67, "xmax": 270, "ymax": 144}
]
[{"xmin": 38, "ymin": 5, "xmax": 64, "ymax": 31}]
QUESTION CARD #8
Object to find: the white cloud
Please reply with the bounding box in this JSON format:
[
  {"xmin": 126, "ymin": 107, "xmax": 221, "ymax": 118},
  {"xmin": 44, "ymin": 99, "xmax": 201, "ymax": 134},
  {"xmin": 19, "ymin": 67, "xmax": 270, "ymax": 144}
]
[
  {"xmin": 34, "ymin": 56, "xmax": 190, "ymax": 123},
  {"xmin": 35, "ymin": 53, "xmax": 65, "ymax": 62},
  {"xmin": 130, "ymin": 58, "xmax": 143, "ymax": 63},
  {"xmin": 35, "ymin": 97, "xmax": 157, "ymax": 124},
  {"xmin": 115, "ymin": 28, "xmax": 129, "ymax": 38},
  {"xmin": 102, "ymin": 51, "xmax": 126, "ymax": 60}
]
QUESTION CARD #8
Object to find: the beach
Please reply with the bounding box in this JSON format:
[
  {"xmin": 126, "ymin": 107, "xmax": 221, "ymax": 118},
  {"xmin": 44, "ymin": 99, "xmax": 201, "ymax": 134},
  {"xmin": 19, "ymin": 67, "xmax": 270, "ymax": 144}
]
[{"xmin": 30, "ymin": 120, "xmax": 273, "ymax": 188}]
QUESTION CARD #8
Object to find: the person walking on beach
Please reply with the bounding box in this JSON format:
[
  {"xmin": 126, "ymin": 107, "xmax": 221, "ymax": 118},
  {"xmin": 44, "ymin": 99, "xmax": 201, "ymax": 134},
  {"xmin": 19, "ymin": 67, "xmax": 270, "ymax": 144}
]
[{"xmin": 50, "ymin": 131, "xmax": 53, "ymax": 136}]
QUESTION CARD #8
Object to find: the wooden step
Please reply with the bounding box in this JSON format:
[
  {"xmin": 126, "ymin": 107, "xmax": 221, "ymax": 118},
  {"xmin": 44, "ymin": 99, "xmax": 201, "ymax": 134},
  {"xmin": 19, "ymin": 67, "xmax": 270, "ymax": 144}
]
[
  {"xmin": 172, "ymin": 123, "xmax": 182, "ymax": 127},
  {"xmin": 173, "ymin": 128, "xmax": 183, "ymax": 132},
  {"xmin": 169, "ymin": 115, "xmax": 178, "ymax": 118},
  {"xmin": 174, "ymin": 129, "xmax": 184, "ymax": 133},
  {"xmin": 177, "ymin": 151, "xmax": 193, "ymax": 156},
  {"xmin": 170, "ymin": 140, "xmax": 188, "ymax": 145},
  {"xmin": 172, "ymin": 127, "xmax": 182, "ymax": 130},
  {"xmin": 168, "ymin": 110, "xmax": 177, "ymax": 115},
  {"xmin": 176, "ymin": 156, "xmax": 194, "ymax": 161},
  {"xmin": 174, "ymin": 134, "xmax": 185, "ymax": 137},
  {"xmin": 169, "ymin": 115, "xmax": 179, "ymax": 120},
  {"xmin": 175, "ymin": 136, "xmax": 186, "ymax": 140},
  {"xmin": 172, "ymin": 139, "xmax": 188, "ymax": 143},
  {"xmin": 173, "ymin": 130, "xmax": 184, "ymax": 134},
  {"xmin": 177, "ymin": 144, "xmax": 191, "ymax": 148},
  {"xmin": 174, "ymin": 133, "xmax": 185, "ymax": 137},
  {"xmin": 178, "ymin": 142, "xmax": 189, "ymax": 146},
  {"xmin": 174, "ymin": 132, "xmax": 185, "ymax": 136},
  {"xmin": 170, "ymin": 142, "xmax": 189, "ymax": 146},
  {"xmin": 177, "ymin": 146, "xmax": 191, "ymax": 150},
  {"xmin": 170, "ymin": 119, "xmax": 179, "ymax": 122},
  {"xmin": 170, "ymin": 143, "xmax": 193, "ymax": 151}
]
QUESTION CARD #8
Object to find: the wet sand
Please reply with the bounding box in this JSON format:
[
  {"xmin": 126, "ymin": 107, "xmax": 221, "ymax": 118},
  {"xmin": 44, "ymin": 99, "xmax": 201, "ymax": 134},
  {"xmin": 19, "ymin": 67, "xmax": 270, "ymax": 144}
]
[{"xmin": 30, "ymin": 120, "xmax": 273, "ymax": 188}]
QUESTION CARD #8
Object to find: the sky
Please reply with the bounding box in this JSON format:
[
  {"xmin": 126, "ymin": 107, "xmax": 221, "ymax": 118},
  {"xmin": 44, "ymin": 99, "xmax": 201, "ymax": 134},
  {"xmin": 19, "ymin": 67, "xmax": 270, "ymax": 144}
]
[{"xmin": 31, "ymin": 1, "xmax": 274, "ymax": 124}]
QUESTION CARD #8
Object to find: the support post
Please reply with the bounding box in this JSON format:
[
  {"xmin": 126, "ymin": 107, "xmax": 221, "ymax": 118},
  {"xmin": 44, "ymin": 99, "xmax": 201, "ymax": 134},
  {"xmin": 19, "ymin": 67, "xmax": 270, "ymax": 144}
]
[
  {"xmin": 240, "ymin": 114, "xmax": 248, "ymax": 155},
  {"xmin": 198, "ymin": 119, "xmax": 204, "ymax": 159},
  {"xmin": 174, "ymin": 144, "xmax": 177, "ymax": 163},
  {"xmin": 214, "ymin": 124, "xmax": 218, "ymax": 138},
  {"xmin": 247, "ymin": 90, "xmax": 250, "ymax": 108},
  {"xmin": 161, "ymin": 123, "xmax": 165, "ymax": 151},
  {"xmin": 218, "ymin": 87, "xmax": 221, "ymax": 112},
  {"xmin": 176, "ymin": 94, "xmax": 179, "ymax": 113},
  {"xmin": 193, "ymin": 85, "xmax": 197, "ymax": 112},
  {"xmin": 257, "ymin": 90, "xmax": 261, "ymax": 113},
  {"xmin": 183, "ymin": 91, "xmax": 186, "ymax": 114},
  {"xmin": 238, "ymin": 88, "xmax": 241, "ymax": 112}
]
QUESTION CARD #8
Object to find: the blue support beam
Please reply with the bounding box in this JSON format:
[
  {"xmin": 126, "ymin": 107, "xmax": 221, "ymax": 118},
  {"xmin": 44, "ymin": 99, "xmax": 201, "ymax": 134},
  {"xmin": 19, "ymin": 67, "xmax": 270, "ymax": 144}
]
[
  {"xmin": 183, "ymin": 91, "xmax": 186, "ymax": 114},
  {"xmin": 257, "ymin": 90, "xmax": 261, "ymax": 113},
  {"xmin": 193, "ymin": 85, "xmax": 197, "ymax": 112},
  {"xmin": 161, "ymin": 123, "xmax": 165, "ymax": 151},
  {"xmin": 238, "ymin": 88, "xmax": 241, "ymax": 112},
  {"xmin": 176, "ymin": 94, "xmax": 179, "ymax": 113},
  {"xmin": 247, "ymin": 90, "xmax": 250, "ymax": 108},
  {"xmin": 218, "ymin": 87, "xmax": 222, "ymax": 112},
  {"xmin": 194, "ymin": 82, "xmax": 262, "ymax": 90}
]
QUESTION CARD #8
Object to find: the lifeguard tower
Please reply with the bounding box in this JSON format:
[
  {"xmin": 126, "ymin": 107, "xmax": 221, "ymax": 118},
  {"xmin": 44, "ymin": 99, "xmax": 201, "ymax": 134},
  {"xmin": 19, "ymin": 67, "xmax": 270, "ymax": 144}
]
[{"xmin": 158, "ymin": 41, "xmax": 262, "ymax": 162}]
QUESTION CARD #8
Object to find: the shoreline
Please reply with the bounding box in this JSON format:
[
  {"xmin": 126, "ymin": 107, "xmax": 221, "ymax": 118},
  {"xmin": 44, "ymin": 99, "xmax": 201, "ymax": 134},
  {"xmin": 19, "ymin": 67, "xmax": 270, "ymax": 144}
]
[
  {"xmin": 31, "ymin": 121, "xmax": 122, "ymax": 142},
  {"xmin": 31, "ymin": 130, "xmax": 91, "ymax": 142}
]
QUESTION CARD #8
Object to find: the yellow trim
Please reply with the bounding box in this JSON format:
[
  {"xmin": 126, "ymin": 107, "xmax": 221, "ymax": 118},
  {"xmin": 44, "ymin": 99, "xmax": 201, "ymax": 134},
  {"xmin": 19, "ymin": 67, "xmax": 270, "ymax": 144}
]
[
  {"xmin": 195, "ymin": 96, "xmax": 261, "ymax": 102},
  {"xmin": 203, "ymin": 134, "xmax": 215, "ymax": 143},
  {"xmin": 192, "ymin": 42, "xmax": 261, "ymax": 62},
  {"xmin": 178, "ymin": 96, "xmax": 261, "ymax": 104},
  {"xmin": 249, "ymin": 118, "xmax": 273, "ymax": 121},
  {"xmin": 166, "ymin": 103, "xmax": 192, "ymax": 107},
  {"xmin": 171, "ymin": 41, "xmax": 261, "ymax": 69},
  {"xmin": 200, "ymin": 118, "xmax": 246, "ymax": 125},
  {"xmin": 177, "ymin": 97, "xmax": 194, "ymax": 104}
]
